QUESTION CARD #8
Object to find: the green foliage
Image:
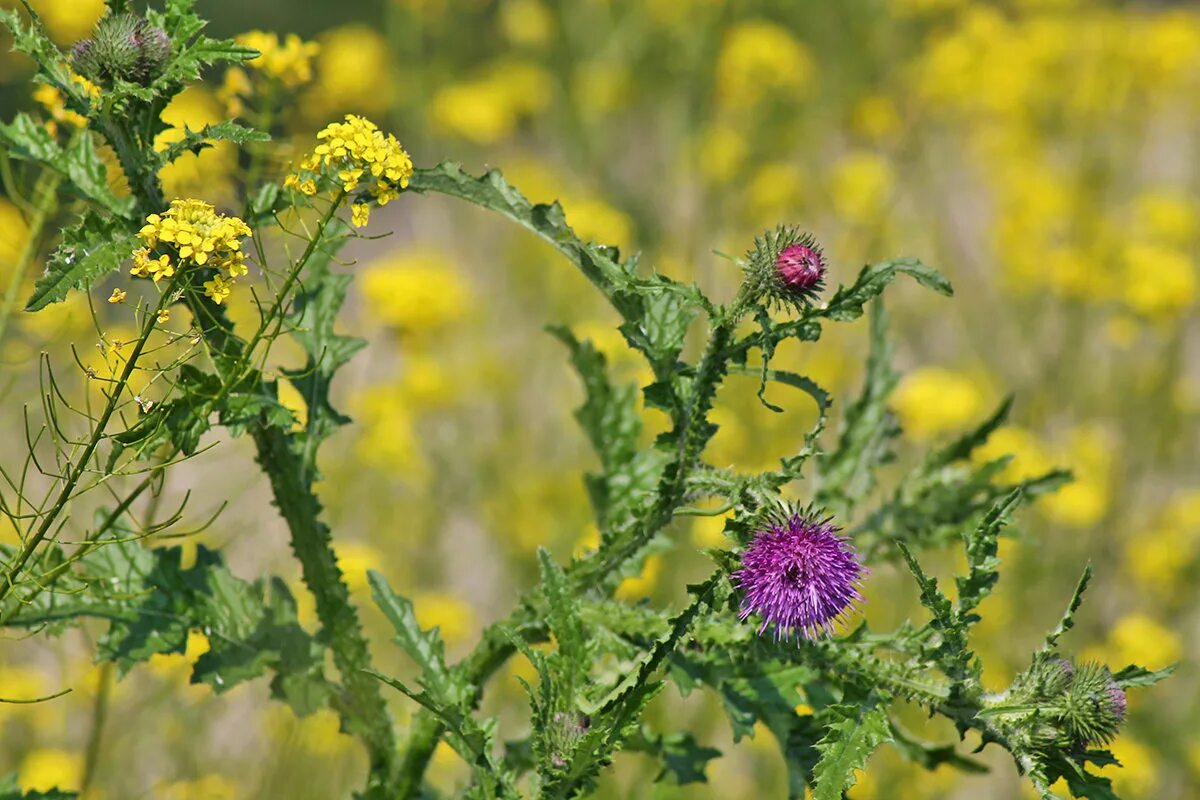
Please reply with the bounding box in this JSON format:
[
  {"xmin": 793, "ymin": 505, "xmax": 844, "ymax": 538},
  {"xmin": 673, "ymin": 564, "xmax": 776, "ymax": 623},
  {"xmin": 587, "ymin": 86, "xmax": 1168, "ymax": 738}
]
[
  {"xmin": 811, "ymin": 701, "xmax": 892, "ymax": 800},
  {"xmin": 0, "ymin": 2, "xmax": 1165, "ymax": 796},
  {"xmin": 0, "ymin": 775, "xmax": 77, "ymax": 800}
]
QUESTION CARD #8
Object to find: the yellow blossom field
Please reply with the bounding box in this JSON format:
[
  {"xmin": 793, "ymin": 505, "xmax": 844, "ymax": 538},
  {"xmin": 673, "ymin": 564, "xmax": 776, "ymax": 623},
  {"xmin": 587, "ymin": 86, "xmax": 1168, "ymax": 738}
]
[{"xmin": 0, "ymin": 0, "xmax": 1195, "ymax": 798}]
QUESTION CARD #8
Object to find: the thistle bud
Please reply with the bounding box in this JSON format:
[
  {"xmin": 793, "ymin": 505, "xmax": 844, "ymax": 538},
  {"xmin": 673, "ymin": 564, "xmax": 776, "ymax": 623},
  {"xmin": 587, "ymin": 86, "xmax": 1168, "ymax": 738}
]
[
  {"xmin": 71, "ymin": 13, "xmax": 171, "ymax": 87},
  {"xmin": 1061, "ymin": 662, "xmax": 1126, "ymax": 746},
  {"xmin": 741, "ymin": 225, "xmax": 827, "ymax": 312}
]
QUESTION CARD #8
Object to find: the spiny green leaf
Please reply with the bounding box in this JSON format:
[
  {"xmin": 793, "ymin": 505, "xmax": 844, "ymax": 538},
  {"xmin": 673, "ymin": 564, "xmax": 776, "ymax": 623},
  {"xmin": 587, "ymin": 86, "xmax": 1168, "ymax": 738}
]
[
  {"xmin": 368, "ymin": 570, "xmax": 460, "ymax": 706},
  {"xmin": 821, "ymin": 257, "xmax": 952, "ymax": 323},
  {"xmin": 1040, "ymin": 564, "xmax": 1092, "ymax": 655},
  {"xmin": 956, "ymin": 490, "xmax": 1022, "ymax": 616},
  {"xmin": 810, "ymin": 702, "xmax": 892, "ymax": 800},
  {"xmin": 158, "ymin": 120, "xmax": 269, "ymax": 165},
  {"xmin": 282, "ymin": 234, "xmax": 367, "ymax": 472},
  {"xmin": 26, "ymin": 210, "xmax": 136, "ymax": 311},
  {"xmin": 1111, "ymin": 663, "xmax": 1175, "ymax": 689}
]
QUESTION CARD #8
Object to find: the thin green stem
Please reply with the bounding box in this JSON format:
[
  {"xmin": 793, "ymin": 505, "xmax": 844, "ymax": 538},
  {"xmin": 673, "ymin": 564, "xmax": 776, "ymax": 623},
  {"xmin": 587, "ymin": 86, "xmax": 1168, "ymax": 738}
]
[
  {"xmin": 0, "ymin": 281, "xmax": 175, "ymax": 604},
  {"xmin": 80, "ymin": 661, "xmax": 114, "ymax": 794}
]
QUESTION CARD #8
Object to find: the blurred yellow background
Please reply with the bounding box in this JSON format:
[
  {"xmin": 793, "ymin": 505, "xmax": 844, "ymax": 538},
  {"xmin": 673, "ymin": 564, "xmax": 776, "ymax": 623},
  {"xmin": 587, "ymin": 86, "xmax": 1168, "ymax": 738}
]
[{"xmin": 0, "ymin": 0, "xmax": 1196, "ymax": 797}]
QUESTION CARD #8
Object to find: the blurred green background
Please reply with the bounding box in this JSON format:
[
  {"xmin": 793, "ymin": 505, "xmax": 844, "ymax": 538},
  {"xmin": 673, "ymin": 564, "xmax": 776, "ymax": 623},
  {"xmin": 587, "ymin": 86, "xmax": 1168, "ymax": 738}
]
[{"xmin": 0, "ymin": 0, "xmax": 1196, "ymax": 797}]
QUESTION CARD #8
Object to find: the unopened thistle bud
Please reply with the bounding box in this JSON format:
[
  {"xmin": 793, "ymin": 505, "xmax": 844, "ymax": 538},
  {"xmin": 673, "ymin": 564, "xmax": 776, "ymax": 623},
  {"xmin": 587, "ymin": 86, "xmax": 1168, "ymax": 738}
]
[
  {"xmin": 732, "ymin": 508, "xmax": 864, "ymax": 640},
  {"xmin": 1061, "ymin": 662, "xmax": 1126, "ymax": 746},
  {"xmin": 742, "ymin": 225, "xmax": 827, "ymax": 312},
  {"xmin": 71, "ymin": 13, "xmax": 171, "ymax": 87}
]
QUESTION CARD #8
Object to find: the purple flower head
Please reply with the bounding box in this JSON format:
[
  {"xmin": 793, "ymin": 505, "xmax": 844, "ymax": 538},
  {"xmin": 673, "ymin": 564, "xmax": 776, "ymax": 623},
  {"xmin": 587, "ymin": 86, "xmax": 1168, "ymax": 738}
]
[
  {"xmin": 733, "ymin": 511, "xmax": 864, "ymax": 640},
  {"xmin": 775, "ymin": 240, "xmax": 826, "ymax": 296},
  {"xmin": 1105, "ymin": 682, "xmax": 1127, "ymax": 721}
]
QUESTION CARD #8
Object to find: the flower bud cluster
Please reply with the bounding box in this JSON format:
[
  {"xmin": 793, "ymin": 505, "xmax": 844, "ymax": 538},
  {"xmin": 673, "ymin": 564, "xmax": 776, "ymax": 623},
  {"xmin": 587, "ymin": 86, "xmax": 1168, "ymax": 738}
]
[{"xmin": 1003, "ymin": 655, "xmax": 1128, "ymax": 750}]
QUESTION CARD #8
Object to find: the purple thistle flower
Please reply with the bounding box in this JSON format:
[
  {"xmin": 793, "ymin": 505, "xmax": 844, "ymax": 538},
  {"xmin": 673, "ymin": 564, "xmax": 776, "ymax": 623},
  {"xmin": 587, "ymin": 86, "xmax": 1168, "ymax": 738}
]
[
  {"xmin": 1105, "ymin": 683, "xmax": 1127, "ymax": 721},
  {"xmin": 733, "ymin": 512, "xmax": 865, "ymax": 640},
  {"xmin": 775, "ymin": 240, "xmax": 826, "ymax": 297}
]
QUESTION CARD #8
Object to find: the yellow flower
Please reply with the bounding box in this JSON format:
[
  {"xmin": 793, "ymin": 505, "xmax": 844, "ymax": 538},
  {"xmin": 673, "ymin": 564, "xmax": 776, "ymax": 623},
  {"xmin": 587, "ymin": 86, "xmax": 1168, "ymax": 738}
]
[
  {"xmin": 360, "ymin": 249, "xmax": 469, "ymax": 334},
  {"xmin": 560, "ymin": 194, "xmax": 634, "ymax": 252},
  {"xmin": 307, "ymin": 25, "xmax": 394, "ymax": 117},
  {"xmin": 335, "ymin": 541, "xmax": 384, "ymax": 593},
  {"xmin": 352, "ymin": 202, "xmax": 371, "ymax": 228},
  {"xmin": 237, "ymin": 31, "xmax": 319, "ymax": 88},
  {"xmin": 1122, "ymin": 242, "xmax": 1197, "ymax": 318},
  {"xmin": 1106, "ymin": 614, "xmax": 1182, "ymax": 670},
  {"xmin": 1099, "ymin": 737, "xmax": 1157, "ymax": 799},
  {"xmin": 353, "ymin": 388, "xmax": 427, "ymax": 479},
  {"xmin": 19, "ymin": 748, "xmax": 82, "ymax": 793},
  {"xmin": 203, "ymin": 274, "xmax": 233, "ymax": 305},
  {"xmin": 0, "ymin": 198, "xmax": 31, "ymax": 273},
  {"xmin": 32, "ymin": 83, "xmax": 87, "ymax": 132},
  {"xmin": 431, "ymin": 60, "xmax": 552, "ymax": 144},
  {"xmin": 831, "ymin": 152, "xmax": 895, "ymax": 224},
  {"xmin": 892, "ymin": 367, "xmax": 987, "ymax": 441},
  {"xmin": 291, "ymin": 115, "xmax": 413, "ymax": 205},
  {"xmin": 134, "ymin": 201, "xmax": 250, "ymax": 286},
  {"xmin": 413, "ymin": 592, "xmax": 477, "ymax": 646},
  {"xmin": 157, "ymin": 308, "xmax": 171, "ymax": 324},
  {"xmin": 852, "ymin": 95, "xmax": 902, "ymax": 142},
  {"xmin": 694, "ymin": 124, "xmax": 748, "ymax": 185},
  {"xmin": 615, "ymin": 554, "xmax": 663, "ymax": 600},
  {"xmin": 973, "ymin": 426, "xmax": 1054, "ymax": 483},
  {"xmin": 500, "ymin": 0, "xmax": 552, "ymax": 47},
  {"xmin": 108, "ymin": 288, "xmax": 127, "ymax": 304},
  {"xmin": 715, "ymin": 20, "xmax": 814, "ymax": 107},
  {"xmin": 25, "ymin": 0, "xmax": 105, "ymax": 44}
]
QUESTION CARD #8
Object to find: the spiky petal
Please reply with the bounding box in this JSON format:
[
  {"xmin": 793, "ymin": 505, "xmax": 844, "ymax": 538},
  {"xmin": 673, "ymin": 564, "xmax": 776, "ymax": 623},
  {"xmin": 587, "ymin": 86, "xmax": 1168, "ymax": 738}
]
[{"xmin": 732, "ymin": 511, "xmax": 864, "ymax": 640}]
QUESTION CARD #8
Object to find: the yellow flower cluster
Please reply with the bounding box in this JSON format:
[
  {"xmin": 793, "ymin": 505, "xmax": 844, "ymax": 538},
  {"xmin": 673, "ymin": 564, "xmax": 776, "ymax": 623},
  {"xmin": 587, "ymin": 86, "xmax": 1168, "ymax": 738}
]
[
  {"xmin": 237, "ymin": 31, "xmax": 320, "ymax": 88},
  {"xmin": 285, "ymin": 115, "xmax": 413, "ymax": 215},
  {"xmin": 131, "ymin": 200, "xmax": 251, "ymax": 304},
  {"xmin": 32, "ymin": 72, "xmax": 100, "ymax": 136}
]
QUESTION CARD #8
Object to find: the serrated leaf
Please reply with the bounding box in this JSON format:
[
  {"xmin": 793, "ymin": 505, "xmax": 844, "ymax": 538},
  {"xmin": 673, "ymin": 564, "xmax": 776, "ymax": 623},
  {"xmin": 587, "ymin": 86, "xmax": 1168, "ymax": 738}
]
[
  {"xmin": 0, "ymin": 117, "xmax": 134, "ymax": 217},
  {"xmin": 158, "ymin": 120, "xmax": 269, "ymax": 165},
  {"xmin": 1040, "ymin": 565, "xmax": 1092, "ymax": 655},
  {"xmin": 821, "ymin": 258, "xmax": 952, "ymax": 323},
  {"xmin": 811, "ymin": 703, "xmax": 892, "ymax": 800},
  {"xmin": 6, "ymin": 525, "xmax": 329, "ymax": 717},
  {"xmin": 282, "ymin": 236, "xmax": 366, "ymax": 471},
  {"xmin": 888, "ymin": 719, "xmax": 988, "ymax": 774},
  {"xmin": 956, "ymin": 490, "xmax": 1022, "ymax": 616},
  {"xmin": 368, "ymin": 570, "xmax": 460, "ymax": 706},
  {"xmin": 409, "ymin": 163, "xmax": 704, "ymax": 375},
  {"xmin": 1111, "ymin": 663, "xmax": 1175, "ymax": 689},
  {"xmin": 26, "ymin": 211, "xmax": 136, "ymax": 310}
]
